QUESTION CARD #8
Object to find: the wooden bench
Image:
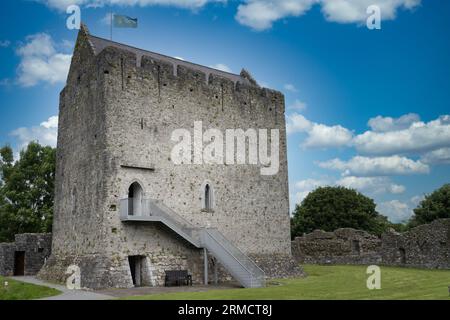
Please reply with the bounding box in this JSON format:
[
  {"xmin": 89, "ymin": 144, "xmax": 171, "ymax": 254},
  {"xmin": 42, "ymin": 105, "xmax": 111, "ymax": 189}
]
[{"xmin": 164, "ymin": 270, "xmax": 193, "ymax": 287}]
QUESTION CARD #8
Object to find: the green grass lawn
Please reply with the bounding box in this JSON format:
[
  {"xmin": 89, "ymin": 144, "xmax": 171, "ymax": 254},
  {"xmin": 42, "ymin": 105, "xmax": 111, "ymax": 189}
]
[
  {"xmin": 125, "ymin": 265, "xmax": 450, "ymax": 300},
  {"xmin": 0, "ymin": 276, "xmax": 61, "ymax": 300}
]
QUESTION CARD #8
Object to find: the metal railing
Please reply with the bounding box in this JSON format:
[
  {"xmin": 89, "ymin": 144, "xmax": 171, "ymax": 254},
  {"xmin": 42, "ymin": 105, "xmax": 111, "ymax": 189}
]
[
  {"xmin": 201, "ymin": 229, "xmax": 265, "ymax": 288},
  {"xmin": 119, "ymin": 198, "xmax": 265, "ymax": 288},
  {"xmin": 120, "ymin": 198, "xmax": 199, "ymax": 246}
]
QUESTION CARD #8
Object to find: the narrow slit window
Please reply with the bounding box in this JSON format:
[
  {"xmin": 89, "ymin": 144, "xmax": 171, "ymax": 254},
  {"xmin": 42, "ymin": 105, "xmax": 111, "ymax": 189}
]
[{"xmin": 205, "ymin": 184, "xmax": 211, "ymax": 211}]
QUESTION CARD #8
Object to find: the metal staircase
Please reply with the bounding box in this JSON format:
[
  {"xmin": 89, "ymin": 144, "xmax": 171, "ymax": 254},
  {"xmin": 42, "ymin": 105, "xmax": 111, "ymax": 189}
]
[{"xmin": 120, "ymin": 198, "xmax": 265, "ymax": 288}]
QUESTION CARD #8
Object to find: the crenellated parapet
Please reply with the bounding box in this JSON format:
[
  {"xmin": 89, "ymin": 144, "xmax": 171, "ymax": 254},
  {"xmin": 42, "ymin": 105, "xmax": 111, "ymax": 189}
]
[{"xmin": 65, "ymin": 25, "xmax": 286, "ymax": 117}]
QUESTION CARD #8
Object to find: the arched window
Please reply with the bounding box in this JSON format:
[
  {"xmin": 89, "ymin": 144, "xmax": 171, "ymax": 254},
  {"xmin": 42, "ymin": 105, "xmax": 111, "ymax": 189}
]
[
  {"xmin": 128, "ymin": 182, "xmax": 143, "ymax": 216},
  {"xmin": 201, "ymin": 182, "xmax": 214, "ymax": 211}
]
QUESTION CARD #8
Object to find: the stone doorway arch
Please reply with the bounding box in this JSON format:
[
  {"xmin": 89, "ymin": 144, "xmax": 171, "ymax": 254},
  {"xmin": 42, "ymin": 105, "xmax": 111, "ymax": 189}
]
[{"xmin": 128, "ymin": 182, "xmax": 144, "ymax": 216}]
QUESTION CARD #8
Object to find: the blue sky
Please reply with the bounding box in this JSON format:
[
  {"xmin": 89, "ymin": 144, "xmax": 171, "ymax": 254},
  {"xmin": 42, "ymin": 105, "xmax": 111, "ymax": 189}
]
[{"xmin": 0, "ymin": 0, "xmax": 449, "ymax": 222}]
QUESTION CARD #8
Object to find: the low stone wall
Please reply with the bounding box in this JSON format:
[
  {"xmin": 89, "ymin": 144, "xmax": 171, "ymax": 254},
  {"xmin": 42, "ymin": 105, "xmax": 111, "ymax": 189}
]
[
  {"xmin": 292, "ymin": 228, "xmax": 382, "ymax": 265},
  {"xmin": 0, "ymin": 243, "xmax": 15, "ymax": 276},
  {"xmin": 0, "ymin": 233, "xmax": 52, "ymax": 276},
  {"xmin": 292, "ymin": 219, "xmax": 450, "ymax": 269},
  {"xmin": 381, "ymin": 219, "xmax": 450, "ymax": 269},
  {"xmin": 250, "ymin": 254, "xmax": 305, "ymax": 279}
]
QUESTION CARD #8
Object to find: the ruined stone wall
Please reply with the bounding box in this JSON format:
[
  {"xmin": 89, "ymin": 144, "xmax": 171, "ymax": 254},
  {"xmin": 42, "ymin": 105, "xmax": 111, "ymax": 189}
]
[
  {"xmin": 381, "ymin": 219, "xmax": 450, "ymax": 269},
  {"xmin": 39, "ymin": 25, "xmax": 299, "ymax": 289},
  {"xmin": 292, "ymin": 228, "xmax": 382, "ymax": 265},
  {"xmin": 292, "ymin": 219, "xmax": 450, "ymax": 269},
  {"xmin": 0, "ymin": 243, "xmax": 15, "ymax": 276},
  {"xmin": 0, "ymin": 233, "xmax": 52, "ymax": 276},
  {"xmin": 15, "ymin": 233, "xmax": 52, "ymax": 275}
]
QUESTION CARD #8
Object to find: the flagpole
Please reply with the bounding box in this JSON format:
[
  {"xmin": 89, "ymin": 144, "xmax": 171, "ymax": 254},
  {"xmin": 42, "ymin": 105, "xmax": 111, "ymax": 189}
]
[{"xmin": 110, "ymin": 12, "xmax": 113, "ymax": 41}]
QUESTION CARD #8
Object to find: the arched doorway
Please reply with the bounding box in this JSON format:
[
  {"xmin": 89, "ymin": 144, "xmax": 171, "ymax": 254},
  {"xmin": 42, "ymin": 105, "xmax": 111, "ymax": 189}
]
[{"xmin": 128, "ymin": 182, "xmax": 143, "ymax": 216}]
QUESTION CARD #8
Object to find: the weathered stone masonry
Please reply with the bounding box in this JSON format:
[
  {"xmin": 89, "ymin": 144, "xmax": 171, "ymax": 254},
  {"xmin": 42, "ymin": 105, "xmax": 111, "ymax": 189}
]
[
  {"xmin": 0, "ymin": 233, "xmax": 52, "ymax": 276},
  {"xmin": 38, "ymin": 25, "xmax": 302, "ymax": 289},
  {"xmin": 292, "ymin": 219, "xmax": 450, "ymax": 269}
]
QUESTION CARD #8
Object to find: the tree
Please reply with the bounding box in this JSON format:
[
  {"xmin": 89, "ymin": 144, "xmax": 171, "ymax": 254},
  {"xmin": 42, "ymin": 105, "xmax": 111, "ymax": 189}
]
[
  {"xmin": 0, "ymin": 142, "xmax": 56, "ymax": 242},
  {"xmin": 291, "ymin": 186, "xmax": 390, "ymax": 238},
  {"xmin": 408, "ymin": 184, "xmax": 450, "ymax": 228}
]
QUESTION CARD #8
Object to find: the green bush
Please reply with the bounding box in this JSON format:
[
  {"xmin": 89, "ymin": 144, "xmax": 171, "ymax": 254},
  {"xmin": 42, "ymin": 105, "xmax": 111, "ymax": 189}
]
[
  {"xmin": 408, "ymin": 183, "xmax": 450, "ymax": 228},
  {"xmin": 291, "ymin": 186, "xmax": 390, "ymax": 238}
]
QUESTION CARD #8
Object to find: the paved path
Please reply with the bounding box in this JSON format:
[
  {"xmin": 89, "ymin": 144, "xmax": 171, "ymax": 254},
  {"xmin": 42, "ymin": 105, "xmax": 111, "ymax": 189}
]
[
  {"xmin": 11, "ymin": 276, "xmax": 241, "ymax": 300},
  {"xmin": 10, "ymin": 276, "xmax": 114, "ymax": 300},
  {"xmin": 98, "ymin": 282, "xmax": 241, "ymax": 298}
]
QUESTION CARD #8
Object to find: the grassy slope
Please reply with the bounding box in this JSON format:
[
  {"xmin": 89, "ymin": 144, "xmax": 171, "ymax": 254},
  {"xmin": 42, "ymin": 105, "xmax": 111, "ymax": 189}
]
[
  {"xmin": 0, "ymin": 276, "xmax": 61, "ymax": 300},
  {"xmin": 125, "ymin": 265, "xmax": 450, "ymax": 300}
]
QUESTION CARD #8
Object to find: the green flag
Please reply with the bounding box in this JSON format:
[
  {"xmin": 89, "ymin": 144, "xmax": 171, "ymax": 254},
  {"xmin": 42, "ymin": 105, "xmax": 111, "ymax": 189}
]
[{"xmin": 113, "ymin": 14, "xmax": 138, "ymax": 28}]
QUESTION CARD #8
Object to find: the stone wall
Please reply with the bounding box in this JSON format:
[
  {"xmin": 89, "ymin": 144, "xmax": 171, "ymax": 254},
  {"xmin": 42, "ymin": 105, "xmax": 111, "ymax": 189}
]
[
  {"xmin": 381, "ymin": 219, "xmax": 450, "ymax": 268},
  {"xmin": 0, "ymin": 233, "xmax": 52, "ymax": 276},
  {"xmin": 292, "ymin": 219, "xmax": 450, "ymax": 269},
  {"xmin": 0, "ymin": 243, "xmax": 15, "ymax": 276},
  {"xmin": 292, "ymin": 228, "xmax": 382, "ymax": 265}
]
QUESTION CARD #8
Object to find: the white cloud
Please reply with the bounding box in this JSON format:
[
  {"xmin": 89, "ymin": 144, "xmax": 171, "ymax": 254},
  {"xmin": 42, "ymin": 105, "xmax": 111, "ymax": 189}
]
[
  {"xmin": 236, "ymin": 0, "xmax": 421, "ymax": 30},
  {"xmin": 284, "ymin": 83, "xmax": 298, "ymax": 92},
  {"xmin": 0, "ymin": 40, "xmax": 10, "ymax": 48},
  {"xmin": 61, "ymin": 40, "xmax": 75, "ymax": 50},
  {"xmin": 376, "ymin": 200, "xmax": 412, "ymax": 223},
  {"xmin": 376, "ymin": 195, "xmax": 424, "ymax": 223},
  {"xmin": 354, "ymin": 115, "xmax": 450, "ymax": 156},
  {"xmin": 40, "ymin": 116, "xmax": 59, "ymax": 129},
  {"xmin": 289, "ymin": 112, "xmax": 450, "ymax": 176},
  {"xmin": 295, "ymin": 178, "xmax": 330, "ymax": 191},
  {"xmin": 36, "ymin": 0, "xmax": 422, "ymax": 30},
  {"xmin": 336, "ymin": 176, "xmax": 405, "ymax": 195},
  {"xmin": 420, "ymin": 147, "xmax": 450, "ymax": 165},
  {"xmin": 294, "ymin": 190, "xmax": 312, "ymax": 205},
  {"xmin": 410, "ymin": 194, "xmax": 424, "ymax": 206},
  {"xmin": 36, "ymin": 0, "xmax": 225, "ymax": 11},
  {"xmin": 209, "ymin": 63, "xmax": 232, "ymax": 73},
  {"xmin": 236, "ymin": 0, "xmax": 316, "ymax": 31},
  {"xmin": 320, "ymin": 0, "xmax": 421, "ymax": 23},
  {"xmin": 390, "ymin": 184, "xmax": 406, "ymax": 194},
  {"xmin": 287, "ymin": 113, "xmax": 353, "ymax": 148},
  {"xmin": 368, "ymin": 113, "xmax": 420, "ymax": 132},
  {"xmin": 288, "ymin": 99, "xmax": 307, "ymax": 112},
  {"xmin": 16, "ymin": 33, "xmax": 72, "ymax": 87},
  {"xmin": 10, "ymin": 116, "xmax": 59, "ymax": 154},
  {"xmin": 318, "ymin": 155, "xmax": 429, "ymax": 176},
  {"xmin": 293, "ymin": 175, "xmax": 405, "ymax": 207},
  {"xmin": 101, "ymin": 13, "xmax": 113, "ymax": 26},
  {"xmin": 35, "ymin": 0, "xmax": 86, "ymax": 11},
  {"xmin": 305, "ymin": 123, "xmax": 354, "ymax": 148},
  {"xmin": 286, "ymin": 113, "xmax": 312, "ymax": 134}
]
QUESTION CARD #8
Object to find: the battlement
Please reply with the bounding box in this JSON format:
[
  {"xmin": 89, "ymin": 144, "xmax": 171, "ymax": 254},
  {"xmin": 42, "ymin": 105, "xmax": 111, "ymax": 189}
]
[
  {"xmin": 75, "ymin": 25, "xmax": 284, "ymax": 109},
  {"xmin": 88, "ymin": 34, "xmax": 246, "ymax": 83}
]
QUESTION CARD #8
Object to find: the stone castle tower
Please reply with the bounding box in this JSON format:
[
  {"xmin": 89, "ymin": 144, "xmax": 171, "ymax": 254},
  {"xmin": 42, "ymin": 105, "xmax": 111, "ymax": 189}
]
[{"xmin": 38, "ymin": 25, "xmax": 302, "ymax": 289}]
